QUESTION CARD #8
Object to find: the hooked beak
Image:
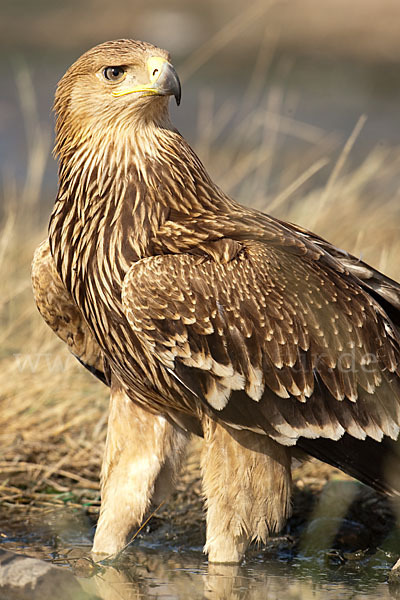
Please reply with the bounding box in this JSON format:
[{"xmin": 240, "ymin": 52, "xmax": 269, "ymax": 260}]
[
  {"xmin": 149, "ymin": 57, "xmax": 181, "ymax": 106},
  {"xmin": 112, "ymin": 56, "xmax": 181, "ymax": 106}
]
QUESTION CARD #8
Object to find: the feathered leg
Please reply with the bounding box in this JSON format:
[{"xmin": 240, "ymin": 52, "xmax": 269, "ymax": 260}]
[
  {"xmin": 92, "ymin": 383, "xmax": 189, "ymax": 557},
  {"xmin": 201, "ymin": 418, "xmax": 292, "ymax": 563}
]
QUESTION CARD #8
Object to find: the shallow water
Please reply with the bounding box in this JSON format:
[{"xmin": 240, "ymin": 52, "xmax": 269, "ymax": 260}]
[{"xmin": 1, "ymin": 507, "xmax": 399, "ymax": 599}]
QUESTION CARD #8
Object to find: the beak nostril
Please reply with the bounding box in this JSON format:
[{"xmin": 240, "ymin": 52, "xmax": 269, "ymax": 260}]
[{"xmin": 152, "ymin": 69, "xmax": 159, "ymax": 77}]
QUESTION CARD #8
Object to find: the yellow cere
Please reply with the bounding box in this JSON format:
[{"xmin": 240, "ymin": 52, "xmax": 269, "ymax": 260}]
[{"xmin": 112, "ymin": 56, "xmax": 169, "ymax": 98}]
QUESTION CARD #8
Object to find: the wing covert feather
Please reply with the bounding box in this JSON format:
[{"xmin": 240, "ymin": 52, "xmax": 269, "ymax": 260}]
[{"xmin": 122, "ymin": 242, "xmax": 400, "ymax": 445}]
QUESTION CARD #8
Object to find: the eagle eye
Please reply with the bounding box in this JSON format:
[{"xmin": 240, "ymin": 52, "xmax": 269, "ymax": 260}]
[{"xmin": 103, "ymin": 66, "xmax": 126, "ymax": 82}]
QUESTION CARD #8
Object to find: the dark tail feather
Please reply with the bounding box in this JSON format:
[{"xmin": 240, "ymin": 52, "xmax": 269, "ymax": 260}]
[{"xmin": 297, "ymin": 434, "xmax": 400, "ymax": 497}]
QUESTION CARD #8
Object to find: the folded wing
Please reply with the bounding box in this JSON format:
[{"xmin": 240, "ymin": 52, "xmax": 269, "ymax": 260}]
[
  {"xmin": 122, "ymin": 240, "xmax": 400, "ymax": 446},
  {"xmin": 32, "ymin": 240, "xmax": 109, "ymax": 385}
]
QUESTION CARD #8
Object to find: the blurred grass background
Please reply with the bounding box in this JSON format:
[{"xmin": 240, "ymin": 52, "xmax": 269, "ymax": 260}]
[{"xmin": 0, "ymin": 0, "xmax": 400, "ymax": 523}]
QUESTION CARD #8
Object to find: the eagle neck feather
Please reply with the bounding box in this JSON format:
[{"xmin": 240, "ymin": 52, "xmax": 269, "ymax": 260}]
[{"xmin": 49, "ymin": 119, "xmax": 233, "ymax": 304}]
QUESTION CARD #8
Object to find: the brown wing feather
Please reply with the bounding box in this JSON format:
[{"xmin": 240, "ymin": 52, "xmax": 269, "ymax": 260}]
[
  {"xmin": 283, "ymin": 220, "xmax": 400, "ymax": 317},
  {"xmin": 32, "ymin": 239, "xmax": 109, "ymax": 385},
  {"xmin": 122, "ymin": 240, "xmax": 400, "ymax": 446}
]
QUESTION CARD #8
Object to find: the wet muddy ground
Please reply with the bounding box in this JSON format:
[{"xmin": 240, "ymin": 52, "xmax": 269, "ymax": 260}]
[{"xmin": 1, "ymin": 460, "xmax": 400, "ymax": 599}]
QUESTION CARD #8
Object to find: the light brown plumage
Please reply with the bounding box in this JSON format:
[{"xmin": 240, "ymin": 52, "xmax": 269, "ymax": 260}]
[
  {"xmin": 33, "ymin": 39, "xmax": 400, "ymax": 563},
  {"xmin": 32, "ymin": 239, "xmax": 108, "ymax": 383}
]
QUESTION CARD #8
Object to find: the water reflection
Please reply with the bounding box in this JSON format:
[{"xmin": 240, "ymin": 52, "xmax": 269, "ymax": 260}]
[
  {"xmin": 1, "ymin": 507, "xmax": 399, "ymax": 599},
  {"xmin": 71, "ymin": 547, "xmax": 396, "ymax": 600}
]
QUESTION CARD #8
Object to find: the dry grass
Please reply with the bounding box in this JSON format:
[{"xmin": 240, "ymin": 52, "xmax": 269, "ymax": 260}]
[
  {"xmin": 0, "ymin": 223, "xmax": 108, "ymax": 511},
  {"xmin": 1, "ymin": 59, "xmax": 400, "ymax": 530}
]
